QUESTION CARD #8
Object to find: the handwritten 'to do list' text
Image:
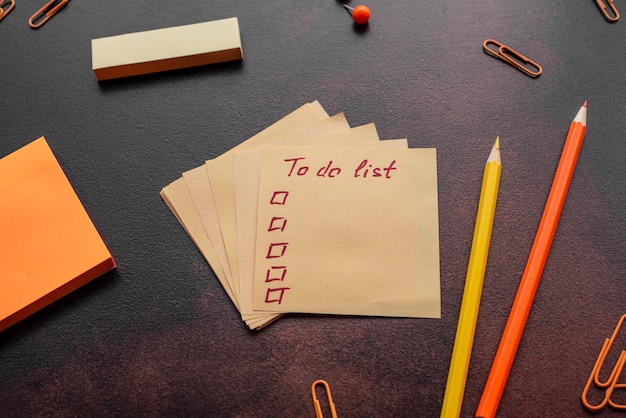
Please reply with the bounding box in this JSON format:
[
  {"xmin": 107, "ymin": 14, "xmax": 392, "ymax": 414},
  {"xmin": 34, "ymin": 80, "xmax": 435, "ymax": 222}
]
[{"xmin": 283, "ymin": 157, "xmax": 398, "ymax": 179}]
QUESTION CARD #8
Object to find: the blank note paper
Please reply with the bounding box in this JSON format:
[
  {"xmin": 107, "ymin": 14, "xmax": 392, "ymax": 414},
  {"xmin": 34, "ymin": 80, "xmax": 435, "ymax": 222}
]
[
  {"xmin": 161, "ymin": 102, "xmax": 441, "ymax": 330},
  {"xmin": 92, "ymin": 18, "xmax": 243, "ymax": 81},
  {"xmin": 0, "ymin": 137, "xmax": 115, "ymax": 332}
]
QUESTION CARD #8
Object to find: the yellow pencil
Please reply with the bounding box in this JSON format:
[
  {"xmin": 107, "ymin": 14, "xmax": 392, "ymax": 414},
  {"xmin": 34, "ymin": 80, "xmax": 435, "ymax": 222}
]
[{"xmin": 441, "ymin": 137, "xmax": 502, "ymax": 418}]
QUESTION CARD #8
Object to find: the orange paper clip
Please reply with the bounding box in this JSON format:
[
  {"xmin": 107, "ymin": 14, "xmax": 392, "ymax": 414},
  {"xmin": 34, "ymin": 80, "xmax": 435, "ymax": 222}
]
[
  {"xmin": 607, "ymin": 356, "xmax": 626, "ymax": 410},
  {"xmin": 594, "ymin": 314, "xmax": 626, "ymax": 388},
  {"xmin": 0, "ymin": 0, "xmax": 15, "ymax": 22},
  {"xmin": 581, "ymin": 314, "xmax": 626, "ymax": 411},
  {"xmin": 28, "ymin": 0, "xmax": 68, "ymax": 29},
  {"xmin": 596, "ymin": 0, "xmax": 620, "ymax": 22},
  {"xmin": 312, "ymin": 380, "xmax": 337, "ymax": 418},
  {"xmin": 483, "ymin": 39, "xmax": 542, "ymax": 78}
]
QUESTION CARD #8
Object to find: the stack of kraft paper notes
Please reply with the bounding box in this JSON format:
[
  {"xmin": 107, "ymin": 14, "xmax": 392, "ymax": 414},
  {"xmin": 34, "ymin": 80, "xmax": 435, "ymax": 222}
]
[
  {"xmin": 161, "ymin": 102, "xmax": 441, "ymax": 330},
  {"xmin": 0, "ymin": 137, "xmax": 115, "ymax": 332}
]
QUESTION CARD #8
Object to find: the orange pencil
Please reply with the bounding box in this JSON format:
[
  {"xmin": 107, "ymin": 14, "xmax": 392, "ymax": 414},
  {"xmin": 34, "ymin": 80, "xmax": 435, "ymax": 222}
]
[{"xmin": 476, "ymin": 101, "xmax": 587, "ymax": 418}]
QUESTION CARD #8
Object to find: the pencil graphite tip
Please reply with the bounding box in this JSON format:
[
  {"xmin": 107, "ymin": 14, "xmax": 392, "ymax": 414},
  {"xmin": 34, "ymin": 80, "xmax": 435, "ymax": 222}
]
[
  {"xmin": 574, "ymin": 102, "xmax": 587, "ymax": 126},
  {"xmin": 488, "ymin": 137, "xmax": 501, "ymax": 164}
]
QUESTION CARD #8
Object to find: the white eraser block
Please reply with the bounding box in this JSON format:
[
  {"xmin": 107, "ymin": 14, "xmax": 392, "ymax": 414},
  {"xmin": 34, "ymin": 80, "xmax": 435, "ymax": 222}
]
[{"xmin": 91, "ymin": 17, "xmax": 243, "ymax": 81}]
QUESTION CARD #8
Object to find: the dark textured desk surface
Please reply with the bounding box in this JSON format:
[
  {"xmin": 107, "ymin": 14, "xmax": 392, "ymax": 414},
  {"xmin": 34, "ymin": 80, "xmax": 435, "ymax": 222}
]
[{"xmin": 2, "ymin": 1, "xmax": 626, "ymax": 417}]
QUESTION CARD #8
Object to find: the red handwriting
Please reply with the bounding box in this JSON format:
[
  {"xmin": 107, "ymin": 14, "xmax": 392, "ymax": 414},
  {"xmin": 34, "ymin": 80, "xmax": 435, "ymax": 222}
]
[
  {"xmin": 284, "ymin": 158, "xmax": 308, "ymax": 176},
  {"xmin": 317, "ymin": 160, "xmax": 341, "ymax": 177},
  {"xmin": 270, "ymin": 191, "xmax": 289, "ymax": 205},
  {"xmin": 283, "ymin": 157, "xmax": 398, "ymax": 179},
  {"xmin": 265, "ymin": 287, "xmax": 290, "ymax": 304},
  {"xmin": 354, "ymin": 159, "xmax": 397, "ymax": 179},
  {"xmin": 265, "ymin": 266, "xmax": 287, "ymax": 282},
  {"xmin": 268, "ymin": 217, "xmax": 287, "ymax": 232},
  {"xmin": 266, "ymin": 242, "xmax": 288, "ymax": 259},
  {"xmin": 264, "ymin": 189, "xmax": 291, "ymax": 304}
]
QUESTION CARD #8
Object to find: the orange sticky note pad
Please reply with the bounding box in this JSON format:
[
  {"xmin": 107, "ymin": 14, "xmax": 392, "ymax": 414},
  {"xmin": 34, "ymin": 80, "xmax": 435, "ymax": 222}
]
[{"xmin": 0, "ymin": 137, "xmax": 115, "ymax": 332}]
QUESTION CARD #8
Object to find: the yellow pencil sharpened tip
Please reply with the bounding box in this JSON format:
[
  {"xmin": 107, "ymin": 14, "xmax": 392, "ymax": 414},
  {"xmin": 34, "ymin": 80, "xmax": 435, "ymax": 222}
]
[{"xmin": 494, "ymin": 136, "xmax": 500, "ymax": 150}]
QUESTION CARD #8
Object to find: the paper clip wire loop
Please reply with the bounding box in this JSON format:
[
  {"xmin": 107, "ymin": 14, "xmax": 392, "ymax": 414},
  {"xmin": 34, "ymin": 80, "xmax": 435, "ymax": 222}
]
[
  {"xmin": 581, "ymin": 314, "xmax": 626, "ymax": 412},
  {"xmin": 581, "ymin": 342, "xmax": 625, "ymax": 411},
  {"xmin": 607, "ymin": 357, "xmax": 626, "ymax": 410},
  {"xmin": 483, "ymin": 39, "xmax": 542, "ymax": 78},
  {"xmin": 28, "ymin": 0, "xmax": 69, "ymax": 29},
  {"xmin": 0, "ymin": 0, "xmax": 15, "ymax": 22},
  {"xmin": 311, "ymin": 380, "xmax": 338, "ymax": 418},
  {"xmin": 595, "ymin": 0, "xmax": 620, "ymax": 22},
  {"xmin": 594, "ymin": 313, "xmax": 626, "ymax": 388}
]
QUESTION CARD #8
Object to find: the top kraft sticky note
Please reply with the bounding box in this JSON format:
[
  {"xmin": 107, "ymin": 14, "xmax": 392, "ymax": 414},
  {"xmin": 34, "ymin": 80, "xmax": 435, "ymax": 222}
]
[
  {"xmin": 0, "ymin": 137, "xmax": 116, "ymax": 332},
  {"xmin": 91, "ymin": 17, "xmax": 243, "ymax": 81}
]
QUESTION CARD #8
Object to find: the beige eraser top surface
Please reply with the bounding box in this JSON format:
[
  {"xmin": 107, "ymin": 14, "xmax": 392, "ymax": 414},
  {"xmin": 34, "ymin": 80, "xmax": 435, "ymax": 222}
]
[{"xmin": 91, "ymin": 17, "xmax": 242, "ymax": 80}]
